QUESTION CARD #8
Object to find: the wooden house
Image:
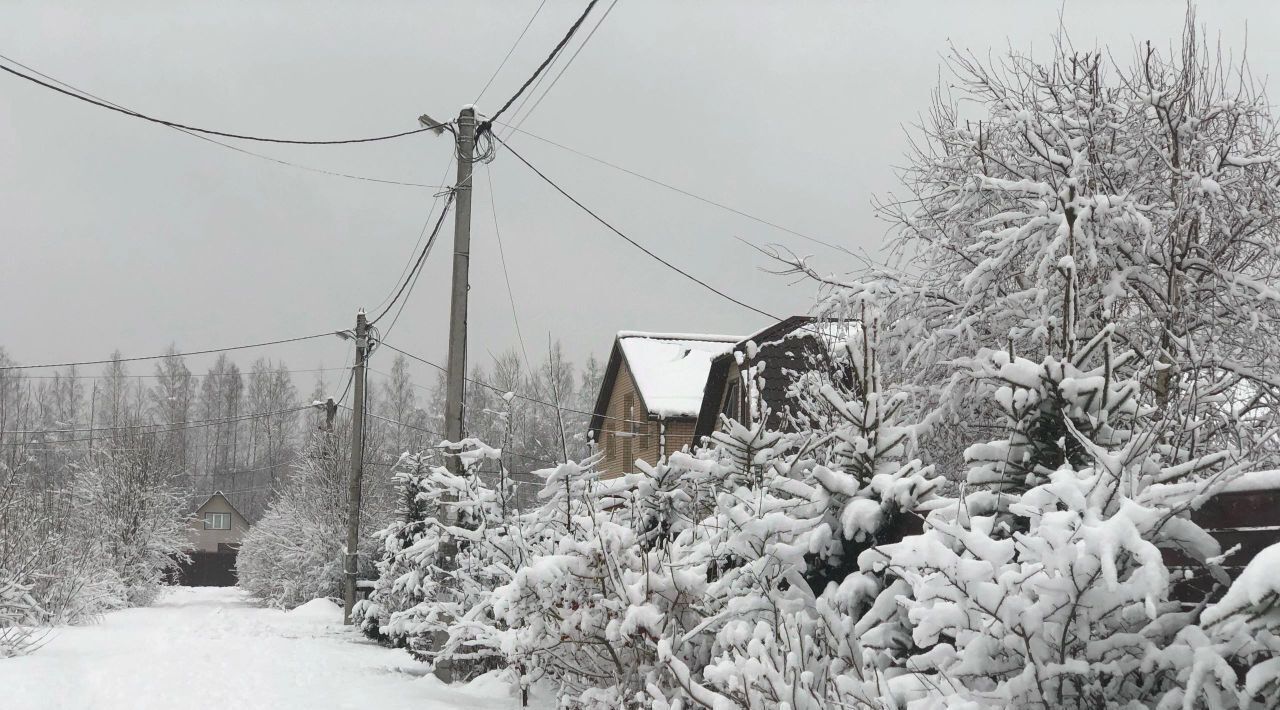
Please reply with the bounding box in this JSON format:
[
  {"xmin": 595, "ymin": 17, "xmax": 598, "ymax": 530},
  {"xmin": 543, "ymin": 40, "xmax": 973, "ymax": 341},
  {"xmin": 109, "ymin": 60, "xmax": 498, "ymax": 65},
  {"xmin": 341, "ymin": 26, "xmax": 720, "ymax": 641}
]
[{"xmin": 589, "ymin": 331, "xmax": 740, "ymax": 478}]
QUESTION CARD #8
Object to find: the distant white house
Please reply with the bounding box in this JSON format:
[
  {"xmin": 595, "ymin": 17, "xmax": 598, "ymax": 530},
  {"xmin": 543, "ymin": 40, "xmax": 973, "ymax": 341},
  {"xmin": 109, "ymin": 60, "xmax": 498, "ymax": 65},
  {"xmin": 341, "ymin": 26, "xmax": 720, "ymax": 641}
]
[{"xmin": 188, "ymin": 491, "xmax": 249, "ymax": 554}]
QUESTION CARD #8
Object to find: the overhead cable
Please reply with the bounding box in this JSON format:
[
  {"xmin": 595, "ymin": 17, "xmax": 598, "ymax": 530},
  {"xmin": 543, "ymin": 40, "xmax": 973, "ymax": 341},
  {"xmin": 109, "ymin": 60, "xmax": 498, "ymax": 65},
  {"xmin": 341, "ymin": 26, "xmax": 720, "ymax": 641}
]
[
  {"xmin": 493, "ymin": 136, "xmax": 779, "ymax": 320},
  {"xmin": 0, "ymin": 52, "xmax": 444, "ymax": 187},
  {"xmin": 484, "ymin": 163, "xmax": 533, "ymax": 373},
  {"xmin": 0, "ymin": 333, "xmax": 336, "ymax": 372},
  {"xmin": 2, "ymin": 404, "xmax": 311, "ymax": 445},
  {"xmin": 374, "ymin": 343, "xmax": 645, "ymax": 427},
  {"xmin": 494, "ymin": 122, "xmax": 857, "ymax": 259},
  {"xmin": 1, "ymin": 404, "xmax": 312, "ymax": 436},
  {"xmin": 474, "ymin": 0, "xmax": 550, "ymax": 104},
  {"xmin": 508, "ymin": 0, "xmax": 621, "ymax": 131},
  {"xmin": 370, "ymin": 155, "xmax": 458, "ymax": 315},
  {"xmin": 339, "ymin": 404, "xmax": 558, "ymax": 467},
  {"xmin": 370, "ymin": 188, "xmax": 458, "ymax": 329},
  {"xmin": 17, "ymin": 366, "xmax": 346, "ymax": 380},
  {"xmin": 477, "ymin": 0, "xmax": 600, "ymax": 136},
  {"xmin": 0, "ymin": 59, "xmax": 449, "ymax": 145}
]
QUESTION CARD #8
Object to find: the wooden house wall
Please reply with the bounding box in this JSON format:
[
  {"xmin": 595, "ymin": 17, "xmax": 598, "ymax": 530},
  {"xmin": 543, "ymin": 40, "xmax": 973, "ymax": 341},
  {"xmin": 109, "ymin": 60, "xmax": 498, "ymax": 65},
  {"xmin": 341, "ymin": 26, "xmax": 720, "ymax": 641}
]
[{"xmin": 597, "ymin": 359, "xmax": 700, "ymax": 479}]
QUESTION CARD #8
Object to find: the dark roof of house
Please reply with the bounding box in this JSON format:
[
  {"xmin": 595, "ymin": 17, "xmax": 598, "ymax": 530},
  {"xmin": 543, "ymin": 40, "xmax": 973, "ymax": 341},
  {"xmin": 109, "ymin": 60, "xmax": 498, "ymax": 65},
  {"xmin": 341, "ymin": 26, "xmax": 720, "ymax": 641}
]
[{"xmin": 693, "ymin": 315, "xmax": 831, "ymax": 439}]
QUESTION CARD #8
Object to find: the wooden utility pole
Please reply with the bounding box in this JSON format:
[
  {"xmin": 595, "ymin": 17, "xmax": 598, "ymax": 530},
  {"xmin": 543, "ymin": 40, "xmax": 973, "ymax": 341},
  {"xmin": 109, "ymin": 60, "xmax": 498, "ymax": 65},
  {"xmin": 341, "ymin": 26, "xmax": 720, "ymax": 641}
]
[
  {"xmin": 342, "ymin": 310, "xmax": 369, "ymax": 625},
  {"xmin": 443, "ymin": 106, "xmax": 476, "ymax": 471}
]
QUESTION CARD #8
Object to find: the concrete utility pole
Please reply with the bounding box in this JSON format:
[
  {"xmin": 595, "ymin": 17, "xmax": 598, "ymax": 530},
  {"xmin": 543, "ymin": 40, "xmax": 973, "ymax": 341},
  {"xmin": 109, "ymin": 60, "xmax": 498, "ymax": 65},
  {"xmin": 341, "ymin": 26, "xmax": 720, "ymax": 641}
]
[
  {"xmin": 428, "ymin": 105, "xmax": 477, "ymax": 682},
  {"xmin": 342, "ymin": 310, "xmax": 369, "ymax": 625},
  {"xmin": 443, "ymin": 106, "xmax": 476, "ymax": 472}
]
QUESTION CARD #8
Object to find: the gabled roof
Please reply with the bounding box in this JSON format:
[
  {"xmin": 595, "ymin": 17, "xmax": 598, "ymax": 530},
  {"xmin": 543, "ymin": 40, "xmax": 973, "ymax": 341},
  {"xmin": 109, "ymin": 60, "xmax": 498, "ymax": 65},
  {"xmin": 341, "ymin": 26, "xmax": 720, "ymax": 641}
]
[
  {"xmin": 190, "ymin": 490, "xmax": 247, "ymax": 521},
  {"xmin": 590, "ymin": 331, "xmax": 741, "ymax": 436}
]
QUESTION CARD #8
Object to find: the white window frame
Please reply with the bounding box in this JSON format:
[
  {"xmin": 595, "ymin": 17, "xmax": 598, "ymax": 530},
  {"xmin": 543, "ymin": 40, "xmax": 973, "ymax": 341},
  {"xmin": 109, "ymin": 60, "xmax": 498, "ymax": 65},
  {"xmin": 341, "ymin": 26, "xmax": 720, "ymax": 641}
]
[{"xmin": 204, "ymin": 512, "xmax": 231, "ymax": 530}]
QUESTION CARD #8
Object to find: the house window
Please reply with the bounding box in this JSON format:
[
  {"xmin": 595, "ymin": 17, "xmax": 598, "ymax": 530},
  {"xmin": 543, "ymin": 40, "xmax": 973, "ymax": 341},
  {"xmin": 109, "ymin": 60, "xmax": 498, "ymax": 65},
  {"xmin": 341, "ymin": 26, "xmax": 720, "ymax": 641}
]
[
  {"xmin": 721, "ymin": 381, "xmax": 740, "ymax": 421},
  {"xmin": 620, "ymin": 394, "xmax": 634, "ymax": 471},
  {"xmin": 204, "ymin": 513, "xmax": 231, "ymax": 530}
]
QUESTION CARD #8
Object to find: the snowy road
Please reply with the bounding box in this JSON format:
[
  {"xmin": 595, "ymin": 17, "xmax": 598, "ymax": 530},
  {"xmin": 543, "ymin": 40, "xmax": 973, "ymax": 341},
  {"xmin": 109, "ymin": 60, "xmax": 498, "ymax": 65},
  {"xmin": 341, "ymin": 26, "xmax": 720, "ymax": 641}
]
[{"xmin": 0, "ymin": 587, "xmax": 536, "ymax": 710}]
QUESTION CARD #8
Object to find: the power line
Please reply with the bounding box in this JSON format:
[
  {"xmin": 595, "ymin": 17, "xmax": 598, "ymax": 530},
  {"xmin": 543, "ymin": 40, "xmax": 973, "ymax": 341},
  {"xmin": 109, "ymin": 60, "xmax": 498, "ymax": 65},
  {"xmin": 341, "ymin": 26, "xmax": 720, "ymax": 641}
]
[
  {"xmin": 338, "ymin": 404, "xmax": 558, "ymax": 468},
  {"xmin": 15, "ymin": 366, "xmax": 347, "ymax": 381},
  {"xmin": 196, "ymin": 454, "xmax": 309, "ymax": 480},
  {"xmin": 371, "ymin": 189, "xmax": 457, "ymax": 329},
  {"xmin": 509, "ymin": 0, "xmax": 620, "ymax": 132},
  {"xmin": 0, "ymin": 58, "xmax": 450, "ymax": 146},
  {"xmin": 2, "ymin": 403, "xmax": 312, "ymax": 436},
  {"xmin": 2, "ymin": 404, "xmax": 311, "ymax": 446},
  {"xmin": 484, "ymin": 162, "xmax": 532, "ymax": 373},
  {"xmin": 0, "ymin": 333, "xmax": 335, "ymax": 372},
  {"xmin": 373, "ymin": 344, "xmax": 644, "ymax": 427},
  {"xmin": 0, "ymin": 52, "xmax": 443, "ymax": 188},
  {"xmin": 175, "ymin": 131, "xmax": 445, "ymax": 188},
  {"xmin": 478, "ymin": 0, "xmax": 600, "ymax": 135},
  {"xmin": 474, "ymin": 0, "xmax": 549, "ymax": 104},
  {"xmin": 494, "ymin": 136, "xmax": 778, "ymax": 320},
  {"xmin": 370, "ymin": 155, "xmax": 458, "ymax": 315},
  {"xmin": 493, "ymin": 122, "xmax": 857, "ymax": 259}
]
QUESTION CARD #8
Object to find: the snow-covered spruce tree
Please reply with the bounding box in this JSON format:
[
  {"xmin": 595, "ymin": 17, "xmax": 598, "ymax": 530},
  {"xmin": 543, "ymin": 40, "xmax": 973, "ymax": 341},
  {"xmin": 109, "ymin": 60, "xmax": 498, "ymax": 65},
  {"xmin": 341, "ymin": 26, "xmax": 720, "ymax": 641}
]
[
  {"xmin": 859, "ymin": 334, "xmax": 1237, "ymax": 707},
  {"xmin": 487, "ymin": 305, "xmax": 941, "ymax": 708},
  {"xmin": 494, "ymin": 452, "xmax": 715, "ymax": 708},
  {"xmin": 827, "ymin": 16, "xmax": 1280, "ymax": 706},
  {"xmin": 237, "ymin": 415, "xmax": 396, "ymax": 610},
  {"xmin": 355, "ymin": 452, "xmax": 435, "ymax": 645},
  {"xmin": 360, "ymin": 440, "xmax": 524, "ymax": 678}
]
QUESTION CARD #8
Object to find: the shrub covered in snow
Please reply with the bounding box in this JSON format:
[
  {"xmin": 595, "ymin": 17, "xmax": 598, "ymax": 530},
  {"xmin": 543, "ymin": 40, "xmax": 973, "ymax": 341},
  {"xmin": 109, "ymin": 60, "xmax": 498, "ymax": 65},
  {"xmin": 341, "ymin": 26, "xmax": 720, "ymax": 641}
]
[
  {"xmin": 0, "ymin": 571, "xmax": 42, "ymax": 658},
  {"xmin": 238, "ymin": 425, "xmax": 396, "ymax": 610},
  {"xmin": 0, "ymin": 434, "xmax": 190, "ymax": 655}
]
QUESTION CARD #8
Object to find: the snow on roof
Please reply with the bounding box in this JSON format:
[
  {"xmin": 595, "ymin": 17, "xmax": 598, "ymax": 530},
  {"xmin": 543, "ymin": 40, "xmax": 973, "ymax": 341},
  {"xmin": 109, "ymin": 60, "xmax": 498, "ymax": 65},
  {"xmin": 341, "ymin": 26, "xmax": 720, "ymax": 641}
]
[
  {"xmin": 733, "ymin": 317, "xmax": 859, "ymax": 356},
  {"xmin": 1220, "ymin": 469, "xmax": 1280, "ymax": 494},
  {"xmin": 618, "ymin": 333, "xmax": 740, "ymax": 418},
  {"xmin": 616, "ymin": 331, "xmax": 741, "ymax": 343}
]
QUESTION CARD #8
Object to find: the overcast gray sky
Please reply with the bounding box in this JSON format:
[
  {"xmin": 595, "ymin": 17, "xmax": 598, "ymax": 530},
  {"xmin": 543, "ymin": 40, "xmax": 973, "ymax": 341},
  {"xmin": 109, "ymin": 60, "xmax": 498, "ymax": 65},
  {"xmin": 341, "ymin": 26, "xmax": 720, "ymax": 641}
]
[{"xmin": 2, "ymin": 1, "xmax": 1275, "ymax": 389}]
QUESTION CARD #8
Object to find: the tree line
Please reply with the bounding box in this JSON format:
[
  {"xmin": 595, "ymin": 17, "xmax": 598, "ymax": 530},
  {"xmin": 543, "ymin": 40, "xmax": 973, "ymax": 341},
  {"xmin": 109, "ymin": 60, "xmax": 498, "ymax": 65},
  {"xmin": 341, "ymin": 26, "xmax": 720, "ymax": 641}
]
[
  {"xmin": 0, "ymin": 343, "xmax": 603, "ymax": 520},
  {"xmin": 0, "ymin": 341, "xmax": 603, "ymax": 655}
]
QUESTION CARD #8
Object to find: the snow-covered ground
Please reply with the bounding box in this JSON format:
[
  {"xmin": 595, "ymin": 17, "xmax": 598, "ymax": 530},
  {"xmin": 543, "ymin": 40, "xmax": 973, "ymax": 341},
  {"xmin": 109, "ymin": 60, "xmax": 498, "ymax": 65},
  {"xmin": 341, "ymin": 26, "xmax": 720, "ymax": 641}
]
[{"xmin": 0, "ymin": 586, "xmax": 543, "ymax": 710}]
